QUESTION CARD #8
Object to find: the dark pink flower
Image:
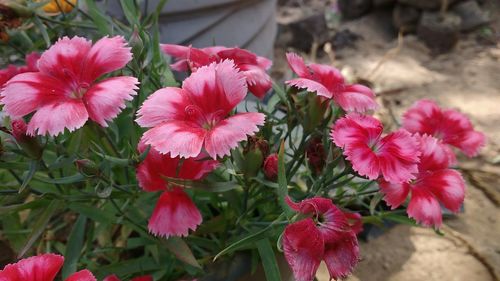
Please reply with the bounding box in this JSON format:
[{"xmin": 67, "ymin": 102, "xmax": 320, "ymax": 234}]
[
  {"xmin": 331, "ymin": 113, "xmax": 420, "ymax": 183},
  {"xmin": 161, "ymin": 44, "xmax": 272, "ymax": 98},
  {"xmin": 0, "ymin": 52, "xmax": 40, "ymax": 88},
  {"xmin": 379, "ymin": 135, "xmax": 466, "ymax": 228},
  {"xmin": 402, "ymin": 99, "xmax": 485, "ymax": 157},
  {"xmin": 283, "ymin": 197, "xmax": 359, "ymax": 281},
  {"xmin": 342, "ymin": 211, "xmax": 363, "ymax": 235},
  {"xmin": 104, "ymin": 274, "xmax": 153, "ymax": 281},
  {"xmin": 1, "ymin": 36, "xmax": 138, "ymax": 136},
  {"xmin": 136, "ymin": 139, "xmax": 218, "ymax": 237},
  {"xmin": 0, "ymin": 253, "xmax": 96, "ymax": 281},
  {"xmin": 285, "ymin": 52, "xmax": 378, "ymax": 112},
  {"xmin": 263, "ymin": 153, "xmax": 278, "ymax": 180},
  {"xmin": 136, "ymin": 60, "xmax": 265, "ymax": 159}
]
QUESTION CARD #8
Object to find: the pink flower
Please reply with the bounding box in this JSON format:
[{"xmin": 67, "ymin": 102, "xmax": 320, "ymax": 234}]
[
  {"xmin": 136, "ymin": 139, "xmax": 218, "ymax": 237},
  {"xmin": 0, "ymin": 253, "xmax": 96, "ymax": 281},
  {"xmin": 342, "ymin": 211, "xmax": 363, "ymax": 235},
  {"xmin": 263, "ymin": 153, "xmax": 278, "ymax": 180},
  {"xmin": 0, "ymin": 36, "xmax": 139, "ymax": 136},
  {"xmin": 136, "ymin": 60, "xmax": 265, "ymax": 159},
  {"xmin": 161, "ymin": 44, "xmax": 272, "ymax": 98},
  {"xmin": 0, "ymin": 52, "xmax": 40, "ymax": 88},
  {"xmin": 402, "ymin": 99, "xmax": 485, "ymax": 157},
  {"xmin": 379, "ymin": 135, "xmax": 466, "ymax": 228},
  {"xmin": 283, "ymin": 197, "xmax": 359, "ymax": 281},
  {"xmin": 331, "ymin": 113, "xmax": 420, "ymax": 183},
  {"xmin": 285, "ymin": 52, "xmax": 378, "ymax": 112},
  {"xmin": 104, "ymin": 274, "xmax": 153, "ymax": 281}
]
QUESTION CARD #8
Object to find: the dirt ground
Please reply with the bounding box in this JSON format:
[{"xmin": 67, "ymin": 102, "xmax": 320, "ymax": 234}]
[{"xmin": 274, "ymin": 1, "xmax": 500, "ymax": 280}]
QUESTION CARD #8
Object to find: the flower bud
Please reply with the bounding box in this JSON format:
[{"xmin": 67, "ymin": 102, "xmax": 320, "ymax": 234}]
[
  {"xmin": 130, "ymin": 26, "xmax": 144, "ymax": 59},
  {"xmin": 263, "ymin": 153, "xmax": 278, "ymax": 181},
  {"xmin": 303, "ymin": 93, "xmax": 328, "ymax": 134},
  {"xmin": 75, "ymin": 159, "xmax": 100, "ymax": 177},
  {"xmin": 306, "ymin": 136, "xmax": 326, "ymax": 175},
  {"xmin": 242, "ymin": 136, "xmax": 269, "ymax": 177},
  {"xmin": 11, "ymin": 119, "xmax": 42, "ymax": 159}
]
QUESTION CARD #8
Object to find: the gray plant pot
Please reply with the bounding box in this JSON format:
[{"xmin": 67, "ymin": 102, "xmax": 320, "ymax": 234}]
[{"xmin": 105, "ymin": 0, "xmax": 277, "ymax": 57}]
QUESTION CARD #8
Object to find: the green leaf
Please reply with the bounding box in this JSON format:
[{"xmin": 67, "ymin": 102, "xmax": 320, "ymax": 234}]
[
  {"xmin": 272, "ymin": 81, "xmax": 289, "ymax": 107},
  {"xmin": 84, "ymin": 0, "xmax": 111, "ymax": 34},
  {"xmin": 369, "ymin": 193, "xmax": 384, "ymax": 215},
  {"xmin": 119, "ymin": 0, "xmax": 138, "ymax": 25},
  {"xmin": 162, "ymin": 176, "xmax": 241, "ymax": 193},
  {"xmin": 34, "ymin": 173, "xmax": 85, "ymax": 185},
  {"xmin": 69, "ymin": 203, "xmax": 116, "ymax": 224},
  {"xmin": 61, "ymin": 215, "xmax": 86, "ymax": 279},
  {"xmin": 162, "ymin": 237, "xmax": 201, "ymax": 269},
  {"xmin": 18, "ymin": 200, "xmax": 61, "ymax": 258},
  {"xmin": 20, "ymin": 160, "xmax": 37, "ymax": 193},
  {"xmin": 32, "ymin": 16, "xmax": 50, "ymax": 47},
  {"xmin": 277, "ymin": 141, "xmax": 293, "ymax": 218},
  {"xmin": 0, "ymin": 200, "xmax": 46, "ymax": 216},
  {"xmin": 383, "ymin": 213, "xmax": 417, "ymax": 226},
  {"xmin": 256, "ymin": 238, "xmax": 282, "ymax": 281}
]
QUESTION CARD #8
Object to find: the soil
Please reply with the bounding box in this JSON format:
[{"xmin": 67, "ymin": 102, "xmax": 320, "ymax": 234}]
[{"xmin": 275, "ymin": 1, "xmax": 500, "ymax": 280}]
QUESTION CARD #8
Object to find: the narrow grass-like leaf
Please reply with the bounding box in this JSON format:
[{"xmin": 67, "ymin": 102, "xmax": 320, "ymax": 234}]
[
  {"xmin": 256, "ymin": 238, "xmax": 282, "ymax": 281},
  {"xmin": 84, "ymin": 0, "xmax": 111, "ymax": 34},
  {"xmin": 34, "ymin": 173, "xmax": 85, "ymax": 185},
  {"xmin": 61, "ymin": 215, "xmax": 86, "ymax": 279},
  {"xmin": 278, "ymin": 141, "xmax": 293, "ymax": 218},
  {"xmin": 20, "ymin": 160, "xmax": 37, "ymax": 193},
  {"xmin": 162, "ymin": 237, "xmax": 201, "ymax": 268}
]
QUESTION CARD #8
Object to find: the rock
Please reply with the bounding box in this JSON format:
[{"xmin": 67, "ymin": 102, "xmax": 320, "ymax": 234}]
[
  {"xmin": 398, "ymin": 0, "xmax": 458, "ymax": 10},
  {"xmin": 279, "ymin": 12, "xmax": 330, "ymax": 51},
  {"xmin": 417, "ymin": 11, "xmax": 462, "ymax": 53},
  {"xmin": 338, "ymin": 0, "xmax": 372, "ymax": 19},
  {"xmin": 331, "ymin": 29, "xmax": 361, "ymax": 50},
  {"xmin": 452, "ymin": 0, "xmax": 490, "ymax": 31},
  {"xmin": 393, "ymin": 4, "xmax": 421, "ymax": 32}
]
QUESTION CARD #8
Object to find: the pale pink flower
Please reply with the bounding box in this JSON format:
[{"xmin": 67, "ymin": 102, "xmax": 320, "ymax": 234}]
[
  {"xmin": 136, "ymin": 60, "xmax": 265, "ymax": 159},
  {"xmin": 331, "ymin": 113, "xmax": 420, "ymax": 183},
  {"xmin": 283, "ymin": 197, "xmax": 359, "ymax": 281},
  {"xmin": 0, "ymin": 253, "xmax": 96, "ymax": 281},
  {"xmin": 1, "ymin": 36, "xmax": 138, "ymax": 136},
  {"xmin": 402, "ymin": 99, "xmax": 485, "ymax": 157},
  {"xmin": 286, "ymin": 52, "xmax": 378, "ymax": 112},
  {"xmin": 379, "ymin": 135, "xmax": 466, "ymax": 228},
  {"xmin": 136, "ymin": 139, "xmax": 218, "ymax": 237},
  {"xmin": 161, "ymin": 44, "xmax": 272, "ymax": 98}
]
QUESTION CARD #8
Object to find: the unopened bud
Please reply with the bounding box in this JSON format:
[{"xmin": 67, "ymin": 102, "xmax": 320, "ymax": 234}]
[
  {"xmin": 243, "ymin": 136, "xmax": 269, "ymax": 177},
  {"xmin": 263, "ymin": 153, "xmax": 278, "ymax": 181},
  {"xmin": 306, "ymin": 136, "xmax": 326, "ymax": 175},
  {"xmin": 130, "ymin": 26, "xmax": 144, "ymax": 59},
  {"xmin": 75, "ymin": 159, "xmax": 100, "ymax": 177},
  {"xmin": 11, "ymin": 119, "xmax": 42, "ymax": 159}
]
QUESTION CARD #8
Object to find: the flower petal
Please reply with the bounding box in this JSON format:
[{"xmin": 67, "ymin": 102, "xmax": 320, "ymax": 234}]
[
  {"xmin": 378, "ymin": 130, "xmax": 420, "ymax": 183},
  {"xmin": 240, "ymin": 65, "xmax": 271, "ymax": 99},
  {"xmin": 84, "ymin": 76, "xmax": 138, "ymax": 127},
  {"xmin": 37, "ymin": 36, "xmax": 92, "ymax": 80},
  {"xmin": 323, "ymin": 232, "xmax": 360, "ymax": 280},
  {"xmin": 286, "ymin": 78, "xmax": 332, "ymax": 99},
  {"xmin": 204, "ymin": 112, "xmax": 265, "ymax": 159},
  {"xmin": 160, "ymin": 44, "xmax": 190, "ymax": 59},
  {"xmin": 0, "ymin": 253, "xmax": 64, "ymax": 281},
  {"xmin": 27, "ymin": 100, "xmax": 88, "ymax": 136},
  {"xmin": 334, "ymin": 84, "xmax": 378, "ymax": 112},
  {"xmin": 378, "ymin": 180, "xmax": 410, "ymax": 209},
  {"xmin": 421, "ymin": 169, "xmax": 466, "ymax": 213},
  {"xmin": 407, "ymin": 187, "xmax": 442, "ymax": 228},
  {"xmin": 141, "ymin": 121, "xmax": 205, "ymax": 158},
  {"xmin": 182, "ymin": 60, "xmax": 247, "ymax": 115},
  {"xmin": 131, "ymin": 276, "xmax": 153, "ymax": 281},
  {"xmin": 450, "ymin": 130, "xmax": 486, "ymax": 158},
  {"xmin": 103, "ymin": 275, "xmax": 121, "ymax": 281},
  {"xmin": 1, "ymin": 72, "xmax": 67, "ymax": 118},
  {"xmin": 82, "ymin": 36, "xmax": 133, "ymax": 82},
  {"xmin": 136, "ymin": 87, "xmax": 190, "ymax": 128},
  {"xmin": 65, "ymin": 270, "xmax": 96, "ymax": 281},
  {"xmin": 148, "ymin": 188, "xmax": 202, "ymax": 238},
  {"xmin": 417, "ymin": 134, "xmax": 452, "ymax": 171},
  {"xmin": 283, "ymin": 219, "xmax": 324, "ymax": 281},
  {"xmin": 286, "ymin": 52, "xmax": 310, "ymax": 78}
]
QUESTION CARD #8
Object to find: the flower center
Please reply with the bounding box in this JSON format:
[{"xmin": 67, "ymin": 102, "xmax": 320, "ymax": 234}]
[
  {"xmin": 185, "ymin": 105, "xmax": 225, "ymax": 130},
  {"xmin": 70, "ymin": 82, "xmax": 90, "ymax": 99}
]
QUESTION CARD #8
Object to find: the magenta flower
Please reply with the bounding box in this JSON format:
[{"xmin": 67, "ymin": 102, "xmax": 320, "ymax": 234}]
[
  {"xmin": 285, "ymin": 52, "xmax": 378, "ymax": 112},
  {"xmin": 331, "ymin": 113, "xmax": 420, "ymax": 183},
  {"xmin": 136, "ymin": 60, "xmax": 265, "ymax": 159},
  {"xmin": 379, "ymin": 134, "xmax": 466, "ymax": 228},
  {"xmin": 263, "ymin": 153, "xmax": 278, "ymax": 180},
  {"xmin": 136, "ymin": 139, "xmax": 218, "ymax": 237},
  {"xmin": 0, "ymin": 36, "xmax": 139, "ymax": 136},
  {"xmin": 104, "ymin": 274, "xmax": 153, "ymax": 281},
  {"xmin": 161, "ymin": 44, "xmax": 272, "ymax": 99},
  {"xmin": 402, "ymin": 99, "xmax": 485, "ymax": 157},
  {"xmin": 0, "ymin": 52, "xmax": 40, "ymax": 88},
  {"xmin": 283, "ymin": 197, "xmax": 359, "ymax": 281},
  {"xmin": 0, "ymin": 253, "xmax": 96, "ymax": 281}
]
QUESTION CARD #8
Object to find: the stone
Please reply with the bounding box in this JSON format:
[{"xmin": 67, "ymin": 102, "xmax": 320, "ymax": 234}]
[
  {"xmin": 452, "ymin": 0, "xmax": 490, "ymax": 31},
  {"xmin": 417, "ymin": 11, "xmax": 462, "ymax": 53},
  {"xmin": 393, "ymin": 4, "xmax": 421, "ymax": 32},
  {"xmin": 398, "ymin": 0, "xmax": 458, "ymax": 10},
  {"xmin": 338, "ymin": 0, "xmax": 372, "ymax": 19},
  {"xmin": 279, "ymin": 12, "xmax": 330, "ymax": 51}
]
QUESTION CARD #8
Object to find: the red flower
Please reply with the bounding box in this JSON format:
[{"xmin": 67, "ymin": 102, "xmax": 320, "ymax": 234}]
[
  {"xmin": 283, "ymin": 197, "xmax": 359, "ymax": 281},
  {"xmin": 0, "ymin": 52, "xmax": 39, "ymax": 88},
  {"xmin": 136, "ymin": 139, "xmax": 218, "ymax": 237},
  {"xmin": 285, "ymin": 52, "xmax": 377, "ymax": 112},
  {"xmin": 379, "ymin": 135, "xmax": 466, "ymax": 228},
  {"xmin": 263, "ymin": 153, "xmax": 278, "ymax": 180},
  {"xmin": 161, "ymin": 44, "xmax": 272, "ymax": 99},
  {"xmin": 331, "ymin": 113, "xmax": 420, "ymax": 183},
  {"xmin": 136, "ymin": 60, "xmax": 265, "ymax": 159},
  {"xmin": 104, "ymin": 274, "xmax": 153, "ymax": 281},
  {"xmin": 342, "ymin": 211, "xmax": 363, "ymax": 235},
  {"xmin": 402, "ymin": 99, "xmax": 485, "ymax": 157},
  {"xmin": 1, "ymin": 36, "xmax": 138, "ymax": 136},
  {"xmin": 0, "ymin": 253, "xmax": 96, "ymax": 281}
]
